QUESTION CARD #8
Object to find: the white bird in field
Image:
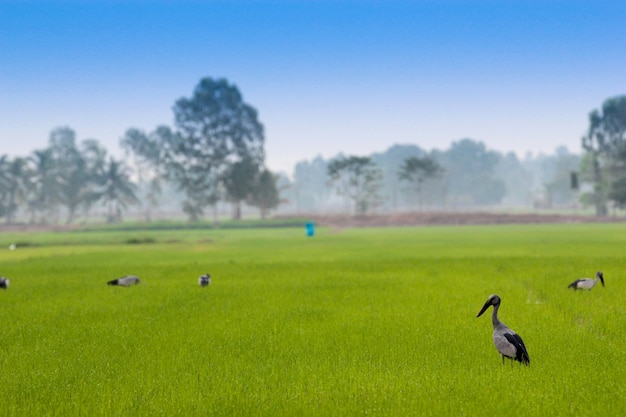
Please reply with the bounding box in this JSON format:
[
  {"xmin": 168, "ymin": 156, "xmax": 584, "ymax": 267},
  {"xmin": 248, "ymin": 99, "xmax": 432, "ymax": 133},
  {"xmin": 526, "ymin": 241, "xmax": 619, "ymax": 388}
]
[
  {"xmin": 199, "ymin": 273, "xmax": 211, "ymax": 287},
  {"xmin": 0, "ymin": 276, "xmax": 9, "ymax": 289},
  {"xmin": 477, "ymin": 294, "xmax": 530, "ymax": 365},
  {"xmin": 107, "ymin": 275, "xmax": 141, "ymax": 287},
  {"xmin": 568, "ymin": 271, "xmax": 604, "ymax": 291}
]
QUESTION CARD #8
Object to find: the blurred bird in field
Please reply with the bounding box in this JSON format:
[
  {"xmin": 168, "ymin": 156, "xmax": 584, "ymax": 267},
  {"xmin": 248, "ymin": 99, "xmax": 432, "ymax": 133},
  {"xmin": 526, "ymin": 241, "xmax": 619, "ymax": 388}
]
[
  {"xmin": 108, "ymin": 275, "xmax": 141, "ymax": 287},
  {"xmin": 199, "ymin": 274, "xmax": 211, "ymax": 287},
  {"xmin": 568, "ymin": 271, "xmax": 604, "ymax": 291}
]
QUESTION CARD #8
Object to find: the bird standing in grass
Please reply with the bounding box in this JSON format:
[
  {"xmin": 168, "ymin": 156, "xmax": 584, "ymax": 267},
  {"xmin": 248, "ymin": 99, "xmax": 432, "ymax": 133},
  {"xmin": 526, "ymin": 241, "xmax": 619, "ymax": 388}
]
[
  {"xmin": 198, "ymin": 274, "xmax": 211, "ymax": 287},
  {"xmin": 0, "ymin": 276, "xmax": 9, "ymax": 289},
  {"xmin": 477, "ymin": 294, "xmax": 530, "ymax": 365},
  {"xmin": 107, "ymin": 275, "xmax": 141, "ymax": 287},
  {"xmin": 568, "ymin": 271, "xmax": 604, "ymax": 291}
]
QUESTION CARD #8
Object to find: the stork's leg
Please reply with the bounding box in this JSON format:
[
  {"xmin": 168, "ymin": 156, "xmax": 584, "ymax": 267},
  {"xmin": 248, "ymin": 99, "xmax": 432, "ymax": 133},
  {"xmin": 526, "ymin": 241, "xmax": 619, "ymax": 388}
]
[{"xmin": 501, "ymin": 355, "xmax": 505, "ymax": 365}]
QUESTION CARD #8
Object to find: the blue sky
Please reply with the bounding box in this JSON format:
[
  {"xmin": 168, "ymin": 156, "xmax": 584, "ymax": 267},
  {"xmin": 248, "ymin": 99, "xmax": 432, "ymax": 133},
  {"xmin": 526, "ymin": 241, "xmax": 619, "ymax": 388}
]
[{"xmin": 1, "ymin": 1, "xmax": 625, "ymax": 174}]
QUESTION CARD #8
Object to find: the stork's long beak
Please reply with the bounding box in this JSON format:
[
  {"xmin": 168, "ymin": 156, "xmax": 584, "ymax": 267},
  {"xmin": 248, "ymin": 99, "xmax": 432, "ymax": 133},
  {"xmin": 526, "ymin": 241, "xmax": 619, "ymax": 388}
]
[
  {"xmin": 476, "ymin": 300, "xmax": 491, "ymax": 317},
  {"xmin": 599, "ymin": 274, "xmax": 605, "ymax": 287}
]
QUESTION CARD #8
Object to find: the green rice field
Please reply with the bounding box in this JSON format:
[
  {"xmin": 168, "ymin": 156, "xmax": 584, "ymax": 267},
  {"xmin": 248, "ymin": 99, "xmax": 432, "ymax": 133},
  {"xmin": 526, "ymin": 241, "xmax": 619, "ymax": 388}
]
[{"xmin": 0, "ymin": 223, "xmax": 624, "ymax": 416}]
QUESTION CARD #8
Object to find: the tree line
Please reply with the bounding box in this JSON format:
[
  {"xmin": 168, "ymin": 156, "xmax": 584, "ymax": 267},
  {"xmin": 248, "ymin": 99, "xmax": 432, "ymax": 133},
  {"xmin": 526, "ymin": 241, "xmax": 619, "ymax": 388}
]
[
  {"xmin": 289, "ymin": 95, "xmax": 626, "ymax": 216},
  {"xmin": 0, "ymin": 127, "xmax": 138, "ymax": 224},
  {"xmin": 0, "ymin": 78, "xmax": 282, "ymax": 225},
  {"xmin": 1, "ymin": 77, "xmax": 624, "ymax": 224},
  {"xmin": 581, "ymin": 95, "xmax": 626, "ymax": 215},
  {"xmin": 288, "ymin": 141, "xmax": 580, "ymax": 215}
]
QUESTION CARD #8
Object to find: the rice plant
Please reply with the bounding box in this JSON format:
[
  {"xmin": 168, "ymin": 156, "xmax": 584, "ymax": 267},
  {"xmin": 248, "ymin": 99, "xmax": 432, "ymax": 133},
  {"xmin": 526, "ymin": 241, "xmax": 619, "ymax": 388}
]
[{"xmin": 0, "ymin": 224, "xmax": 624, "ymax": 416}]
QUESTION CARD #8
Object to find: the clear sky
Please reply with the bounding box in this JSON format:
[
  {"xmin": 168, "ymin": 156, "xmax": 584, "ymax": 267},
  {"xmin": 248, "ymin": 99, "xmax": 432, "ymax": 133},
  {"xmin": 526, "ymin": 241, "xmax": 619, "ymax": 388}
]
[{"xmin": 1, "ymin": 0, "xmax": 625, "ymax": 175}]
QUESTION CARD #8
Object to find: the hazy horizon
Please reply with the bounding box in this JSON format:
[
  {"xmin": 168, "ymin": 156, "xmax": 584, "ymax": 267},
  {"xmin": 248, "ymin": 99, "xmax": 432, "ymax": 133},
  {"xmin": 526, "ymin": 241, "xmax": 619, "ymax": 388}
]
[{"xmin": 2, "ymin": 1, "xmax": 625, "ymax": 174}]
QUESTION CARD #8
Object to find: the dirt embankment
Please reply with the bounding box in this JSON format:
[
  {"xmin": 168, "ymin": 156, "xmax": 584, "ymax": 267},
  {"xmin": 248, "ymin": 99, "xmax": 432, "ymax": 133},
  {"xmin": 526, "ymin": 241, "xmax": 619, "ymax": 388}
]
[
  {"xmin": 297, "ymin": 212, "xmax": 626, "ymax": 228},
  {"xmin": 1, "ymin": 211, "xmax": 623, "ymax": 232}
]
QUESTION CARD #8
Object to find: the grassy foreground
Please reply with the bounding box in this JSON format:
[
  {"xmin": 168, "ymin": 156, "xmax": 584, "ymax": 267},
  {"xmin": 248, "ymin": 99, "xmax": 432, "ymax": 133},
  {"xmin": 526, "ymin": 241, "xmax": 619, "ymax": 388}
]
[{"xmin": 0, "ymin": 224, "xmax": 624, "ymax": 416}]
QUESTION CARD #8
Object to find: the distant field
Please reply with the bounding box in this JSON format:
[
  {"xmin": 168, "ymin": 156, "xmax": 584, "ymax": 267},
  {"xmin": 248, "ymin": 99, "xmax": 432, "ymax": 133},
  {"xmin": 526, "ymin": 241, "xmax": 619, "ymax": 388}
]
[{"xmin": 0, "ymin": 224, "xmax": 624, "ymax": 416}]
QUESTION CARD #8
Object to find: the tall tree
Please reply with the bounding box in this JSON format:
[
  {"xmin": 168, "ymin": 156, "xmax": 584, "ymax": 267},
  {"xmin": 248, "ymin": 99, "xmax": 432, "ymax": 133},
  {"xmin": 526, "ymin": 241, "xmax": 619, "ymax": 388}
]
[
  {"xmin": 327, "ymin": 156, "xmax": 383, "ymax": 215},
  {"xmin": 29, "ymin": 148, "xmax": 60, "ymax": 224},
  {"xmin": 1, "ymin": 157, "xmax": 32, "ymax": 224},
  {"xmin": 48, "ymin": 127, "xmax": 88, "ymax": 223},
  {"xmin": 398, "ymin": 155, "xmax": 444, "ymax": 210},
  {"xmin": 582, "ymin": 109, "xmax": 611, "ymax": 215},
  {"xmin": 80, "ymin": 139, "xmax": 108, "ymax": 221},
  {"xmin": 172, "ymin": 78, "xmax": 264, "ymax": 221},
  {"xmin": 122, "ymin": 77, "xmax": 265, "ymax": 222},
  {"xmin": 120, "ymin": 128, "xmax": 164, "ymax": 222},
  {"xmin": 0, "ymin": 155, "xmax": 10, "ymax": 219},
  {"xmin": 582, "ymin": 96, "xmax": 626, "ymax": 215}
]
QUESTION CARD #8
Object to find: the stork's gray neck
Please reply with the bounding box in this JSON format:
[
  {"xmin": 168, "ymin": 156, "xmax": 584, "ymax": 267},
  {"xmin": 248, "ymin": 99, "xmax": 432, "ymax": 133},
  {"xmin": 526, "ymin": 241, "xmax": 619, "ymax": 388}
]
[{"xmin": 491, "ymin": 303, "xmax": 502, "ymax": 328}]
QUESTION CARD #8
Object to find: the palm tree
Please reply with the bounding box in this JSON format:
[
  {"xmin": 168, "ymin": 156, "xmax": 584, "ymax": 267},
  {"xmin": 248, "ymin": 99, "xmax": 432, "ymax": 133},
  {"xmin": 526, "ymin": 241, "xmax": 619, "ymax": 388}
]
[
  {"xmin": 0, "ymin": 155, "xmax": 10, "ymax": 219},
  {"xmin": 29, "ymin": 149, "xmax": 61, "ymax": 224},
  {"xmin": 2, "ymin": 157, "xmax": 32, "ymax": 224},
  {"xmin": 79, "ymin": 140, "xmax": 108, "ymax": 222},
  {"xmin": 99, "ymin": 158, "xmax": 140, "ymax": 223},
  {"xmin": 57, "ymin": 152, "xmax": 90, "ymax": 224}
]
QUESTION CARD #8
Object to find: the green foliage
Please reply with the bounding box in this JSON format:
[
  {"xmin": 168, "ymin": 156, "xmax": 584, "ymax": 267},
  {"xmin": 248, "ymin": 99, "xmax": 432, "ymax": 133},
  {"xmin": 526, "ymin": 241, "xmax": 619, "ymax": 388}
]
[
  {"xmin": 398, "ymin": 155, "xmax": 444, "ymax": 210},
  {"xmin": 100, "ymin": 157, "xmax": 140, "ymax": 223},
  {"xmin": 122, "ymin": 77, "xmax": 266, "ymax": 222},
  {"xmin": 0, "ymin": 225, "xmax": 624, "ymax": 416},
  {"xmin": 249, "ymin": 168, "xmax": 282, "ymax": 219},
  {"xmin": 438, "ymin": 138, "xmax": 506, "ymax": 206},
  {"xmin": 0, "ymin": 156, "xmax": 30, "ymax": 223},
  {"xmin": 0, "ymin": 128, "xmax": 138, "ymax": 225},
  {"xmin": 327, "ymin": 156, "xmax": 383, "ymax": 215},
  {"xmin": 223, "ymin": 156, "xmax": 260, "ymax": 220},
  {"xmin": 582, "ymin": 95, "xmax": 626, "ymax": 215}
]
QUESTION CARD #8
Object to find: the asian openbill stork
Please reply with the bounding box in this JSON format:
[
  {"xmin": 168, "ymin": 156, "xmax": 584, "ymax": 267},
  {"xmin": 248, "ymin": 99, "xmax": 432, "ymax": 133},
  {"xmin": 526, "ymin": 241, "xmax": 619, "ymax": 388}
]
[
  {"xmin": 0, "ymin": 276, "xmax": 9, "ymax": 289},
  {"xmin": 198, "ymin": 273, "xmax": 211, "ymax": 287},
  {"xmin": 568, "ymin": 271, "xmax": 604, "ymax": 291},
  {"xmin": 477, "ymin": 294, "xmax": 530, "ymax": 365},
  {"xmin": 107, "ymin": 275, "xmax": 141, "ymax": 287}
]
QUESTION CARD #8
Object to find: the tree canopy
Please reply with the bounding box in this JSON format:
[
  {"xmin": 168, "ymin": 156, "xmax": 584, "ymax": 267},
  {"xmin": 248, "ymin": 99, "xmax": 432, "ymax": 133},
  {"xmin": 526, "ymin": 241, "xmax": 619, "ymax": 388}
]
[
  {"xmin": 327, "ymin": 156, "xmax": 383, "ymax": 215},
  {"xmin": 581, "ymin": 95, "xmax": 626, "ymax": 215},
  {"xmin": 398, "ymin": 155, "xmax": 444, "ymax": 210},
  {"xmin": 122, "ymin": 77, "xmax": 267, "ymax": 222},
  {"xmin": 438, "ymin": 139, "xmax": 505, "ymax": 207}
]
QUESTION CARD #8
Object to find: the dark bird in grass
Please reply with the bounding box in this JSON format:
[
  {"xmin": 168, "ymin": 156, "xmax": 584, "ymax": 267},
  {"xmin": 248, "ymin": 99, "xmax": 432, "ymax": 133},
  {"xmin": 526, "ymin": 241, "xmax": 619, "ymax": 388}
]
[
  {"xmin": 477, "ymin": 294, "xmax": 530, "ymax": 365},
  {"xmin": 0, "ymin": 276, "xmax": 9, "ymax": 289},
  {"xmin": 568, "ymin": 271, "xmax": 604, "ymax": 291},
  {"xmin": 198, "ymin": 273, "xmax": 211, "ymax": 287},
  {"xmin": 107, "ymin": 275, "xmax": 141, "ymax": 287}
]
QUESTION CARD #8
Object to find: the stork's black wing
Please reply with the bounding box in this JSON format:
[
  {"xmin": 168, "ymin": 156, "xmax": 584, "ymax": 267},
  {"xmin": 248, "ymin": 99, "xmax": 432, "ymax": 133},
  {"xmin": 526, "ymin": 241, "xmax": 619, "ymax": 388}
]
[
  {"xmin": 568, "ymin": 279, "xmax": 583, "ymax": 289},
  {"xmin": 503, "ymin": 332, "xmax": 530, "ymax": 365}
]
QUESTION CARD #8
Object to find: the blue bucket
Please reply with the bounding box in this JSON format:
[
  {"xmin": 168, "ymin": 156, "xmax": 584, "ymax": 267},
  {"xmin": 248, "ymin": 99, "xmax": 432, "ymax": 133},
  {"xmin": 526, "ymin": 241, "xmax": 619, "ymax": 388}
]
[{"xmin": 305, "ymin": 221, "xmax": 315, "ymax": 237}]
